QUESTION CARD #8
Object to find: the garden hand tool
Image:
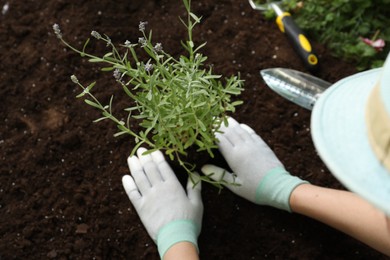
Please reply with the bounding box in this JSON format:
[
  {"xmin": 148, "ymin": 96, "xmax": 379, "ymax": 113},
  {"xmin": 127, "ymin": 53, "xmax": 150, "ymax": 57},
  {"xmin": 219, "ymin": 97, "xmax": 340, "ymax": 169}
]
[
  {"xmin": 122, "ymin": 147, "xmax": 203, "ymax": 259},
  {"xmin": 261, "ymin": 68, "xmax": 332, "ymax": 110},
  {"xmin": 248, "ymin": 0, "xmax": 319, "ymax": 70},
  {"xmin": 201, "ymin": 117, "xmax": 308, "ymax": 212}
]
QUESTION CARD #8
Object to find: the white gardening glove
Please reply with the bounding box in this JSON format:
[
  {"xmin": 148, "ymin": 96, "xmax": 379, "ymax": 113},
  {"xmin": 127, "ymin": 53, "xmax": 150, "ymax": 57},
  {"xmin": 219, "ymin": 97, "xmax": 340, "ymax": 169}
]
[
  {"xmin": 122, "ymin": 147, "xmax": 203, "ymax": 259},
  {"xmin": 202, "ymin": 117, "xmax": 307, "ymax": 212}
]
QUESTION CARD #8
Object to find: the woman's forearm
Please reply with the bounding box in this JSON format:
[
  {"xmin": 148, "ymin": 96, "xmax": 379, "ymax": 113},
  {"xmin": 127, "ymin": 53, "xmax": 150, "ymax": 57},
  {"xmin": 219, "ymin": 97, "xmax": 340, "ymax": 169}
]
[
  {"xmin": 290, "ymin": 183, "xmax": 390, "ymax": 256},
  {"xmin": 163, "ymin": 241, "xmax": 199, "ymax": 260}
]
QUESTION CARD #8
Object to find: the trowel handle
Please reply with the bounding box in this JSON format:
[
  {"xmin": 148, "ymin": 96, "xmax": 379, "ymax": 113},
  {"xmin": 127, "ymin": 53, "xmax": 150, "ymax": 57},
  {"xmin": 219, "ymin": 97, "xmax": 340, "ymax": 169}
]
[{"xmin": 275, "ymin": 10, "xmax": 319, "ymax": 71}]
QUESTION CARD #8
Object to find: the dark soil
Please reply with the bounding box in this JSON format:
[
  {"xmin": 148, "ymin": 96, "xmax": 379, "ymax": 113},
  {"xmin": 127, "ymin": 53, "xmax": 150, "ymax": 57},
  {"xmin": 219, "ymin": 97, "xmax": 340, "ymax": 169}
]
[{"xmin": 0, "ymin": 0, "xmax": 387, "ymax": 259}]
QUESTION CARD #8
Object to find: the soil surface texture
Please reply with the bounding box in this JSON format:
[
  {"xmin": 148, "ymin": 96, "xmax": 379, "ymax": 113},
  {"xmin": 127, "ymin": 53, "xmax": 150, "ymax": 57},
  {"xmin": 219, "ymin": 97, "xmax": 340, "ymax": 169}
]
[{"xmin": 0, "ymin": 0, "xmax": 387, "ymax": 259}]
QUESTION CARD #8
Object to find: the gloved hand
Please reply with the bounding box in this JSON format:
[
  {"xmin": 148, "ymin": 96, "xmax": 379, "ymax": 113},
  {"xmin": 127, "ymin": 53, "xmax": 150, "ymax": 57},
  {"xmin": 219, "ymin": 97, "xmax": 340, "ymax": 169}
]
[
  {"xmin": 122, "ymin": 147, "xmax": 203, "ymax": 258},
  {"xmin": 201, "ymin": 117, "xmax": 307, "ymax": 212}
]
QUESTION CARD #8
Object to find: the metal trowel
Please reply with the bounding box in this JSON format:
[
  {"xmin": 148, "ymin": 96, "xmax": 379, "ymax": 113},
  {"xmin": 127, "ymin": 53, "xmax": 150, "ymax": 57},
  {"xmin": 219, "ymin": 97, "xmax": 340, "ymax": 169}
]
[{"xmin": 260, "ymin": 68, "xmax": 332, "ymax": 110}]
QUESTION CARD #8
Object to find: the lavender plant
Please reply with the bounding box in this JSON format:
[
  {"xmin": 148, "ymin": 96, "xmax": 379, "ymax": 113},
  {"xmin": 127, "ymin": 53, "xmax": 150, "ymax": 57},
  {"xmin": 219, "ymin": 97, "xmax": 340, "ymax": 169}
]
[{"xmin": 53, "ymin": 0, "xmax": 243, "ymax": 185}]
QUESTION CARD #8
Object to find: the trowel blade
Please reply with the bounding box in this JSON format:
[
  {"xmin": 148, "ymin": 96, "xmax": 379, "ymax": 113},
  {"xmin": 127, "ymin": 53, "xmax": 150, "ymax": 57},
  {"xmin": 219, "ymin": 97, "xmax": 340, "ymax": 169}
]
[{"xmin": 260, "ymin": 68, "xmax": 332, "ymax": 110}]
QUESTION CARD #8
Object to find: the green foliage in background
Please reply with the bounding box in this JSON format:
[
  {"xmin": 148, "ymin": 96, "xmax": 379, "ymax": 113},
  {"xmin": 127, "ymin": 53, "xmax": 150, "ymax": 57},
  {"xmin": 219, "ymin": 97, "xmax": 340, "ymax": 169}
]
[
  {"xmin": 272, "ymin": 0, "xmax": 390, "ymax": 70},
  {"xmin": 53, "ymin": 0, "xmax": 243, "ymax": 186}
]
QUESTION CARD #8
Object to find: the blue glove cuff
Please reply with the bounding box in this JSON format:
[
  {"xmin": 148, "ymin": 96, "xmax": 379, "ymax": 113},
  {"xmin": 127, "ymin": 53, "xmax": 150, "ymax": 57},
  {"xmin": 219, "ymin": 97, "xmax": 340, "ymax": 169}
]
[
  {"xmin": 255, "ymin": 166, "xmax": 308, "ymax": 212},
  {"xmin": 157, "ymin": 219, "xmax": 200, "ymax": 259}
]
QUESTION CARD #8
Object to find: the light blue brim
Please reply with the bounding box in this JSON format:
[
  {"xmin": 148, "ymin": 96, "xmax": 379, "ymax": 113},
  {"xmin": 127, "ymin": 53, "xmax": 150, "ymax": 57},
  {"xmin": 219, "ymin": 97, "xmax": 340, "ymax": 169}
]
[{"xmin": 311, "ymin": 68, "xmax": 390, "ymax": 216}]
